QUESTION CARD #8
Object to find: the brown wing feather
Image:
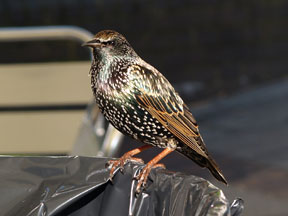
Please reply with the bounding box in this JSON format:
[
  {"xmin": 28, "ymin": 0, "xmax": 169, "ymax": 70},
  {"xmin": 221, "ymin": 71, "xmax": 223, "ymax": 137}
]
[{"xmin": 136, "ymin": 94, "xmax": 208, "ymax": 158}]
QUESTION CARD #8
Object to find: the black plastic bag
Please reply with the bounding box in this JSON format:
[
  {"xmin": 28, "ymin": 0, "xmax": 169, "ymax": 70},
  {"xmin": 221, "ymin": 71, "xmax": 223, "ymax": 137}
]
[{"xmin": 0, "ymin": 156, "xmax": 243, "ymax": 216}]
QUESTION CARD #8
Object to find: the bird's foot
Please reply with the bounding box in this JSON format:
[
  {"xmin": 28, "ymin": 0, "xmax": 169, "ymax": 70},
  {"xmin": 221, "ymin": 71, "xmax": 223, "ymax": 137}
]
[
  {"xmin": 107, "ymin": 155, "xmax": 144, "ymax": 181},
  {"xmin": 135, "ymin": 163, "xmax": 165, "ymax": 193}
]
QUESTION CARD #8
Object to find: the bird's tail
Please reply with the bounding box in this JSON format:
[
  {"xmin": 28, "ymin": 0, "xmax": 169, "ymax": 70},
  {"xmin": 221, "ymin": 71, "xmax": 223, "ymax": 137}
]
[
  {"xmin": 178, "ymin": 145, "xmax": 227, "ymax": 185},
  {"xmin": 206, "ymin": 156, "xmax": 227, "ymax": 185}
]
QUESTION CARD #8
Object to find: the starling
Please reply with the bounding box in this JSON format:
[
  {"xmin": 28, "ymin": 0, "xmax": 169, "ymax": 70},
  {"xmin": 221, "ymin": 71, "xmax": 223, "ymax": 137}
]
[{"xmin": 83, "ymin": 30, "xmax": 227, "ymax": 192}]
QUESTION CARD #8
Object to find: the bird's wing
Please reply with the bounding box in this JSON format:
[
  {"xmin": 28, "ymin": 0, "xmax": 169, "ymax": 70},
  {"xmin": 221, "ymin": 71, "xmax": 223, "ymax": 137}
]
[{"xmin": 129, "ymin": 64, "xmax": 208, "ymax": 158}]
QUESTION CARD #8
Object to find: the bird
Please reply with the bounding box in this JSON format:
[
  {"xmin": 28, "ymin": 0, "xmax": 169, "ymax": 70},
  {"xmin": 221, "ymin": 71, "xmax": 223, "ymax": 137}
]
[{"xmin": 83, "ymin": 30, "xmax": 227, "ymax": 192}]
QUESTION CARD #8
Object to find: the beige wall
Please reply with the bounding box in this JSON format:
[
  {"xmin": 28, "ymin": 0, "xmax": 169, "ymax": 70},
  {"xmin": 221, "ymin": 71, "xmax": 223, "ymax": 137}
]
[{"xmin": 0, "ymin": 61, "xmax": 92, "ymax": 154}]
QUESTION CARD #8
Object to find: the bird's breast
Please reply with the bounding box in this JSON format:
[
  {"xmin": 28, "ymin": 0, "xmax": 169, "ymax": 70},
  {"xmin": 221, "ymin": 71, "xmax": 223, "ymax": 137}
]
[{"xmin": 94, "ymin": 86, "xmax": 174, "ymax": 148}]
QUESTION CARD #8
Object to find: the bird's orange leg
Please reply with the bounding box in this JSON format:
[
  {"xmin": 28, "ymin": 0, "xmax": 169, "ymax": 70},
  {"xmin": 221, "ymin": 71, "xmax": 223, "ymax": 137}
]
[
  {"xmin": 107, "ymin": 144, "xmax": 152, "ymax": 180},
  {"xmin": 135, "ymin": 147, "xmax": 174, "ymax": 193}
]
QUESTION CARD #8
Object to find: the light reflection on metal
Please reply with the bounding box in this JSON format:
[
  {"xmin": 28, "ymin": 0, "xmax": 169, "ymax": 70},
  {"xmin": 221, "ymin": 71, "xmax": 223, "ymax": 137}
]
[
  {"xmin": 73, "ymin": 101, "xmax": 123, "ymax": 157},
  {"xmin": 0, "ymin": 26, "xmax": 94, "ymax": 44}
]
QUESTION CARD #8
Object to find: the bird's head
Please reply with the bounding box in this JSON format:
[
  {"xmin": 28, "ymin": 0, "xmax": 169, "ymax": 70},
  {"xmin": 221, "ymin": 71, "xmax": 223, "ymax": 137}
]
[{"xmin": 83, "ymin": 30, "xmax": 137, "ymax": 60}]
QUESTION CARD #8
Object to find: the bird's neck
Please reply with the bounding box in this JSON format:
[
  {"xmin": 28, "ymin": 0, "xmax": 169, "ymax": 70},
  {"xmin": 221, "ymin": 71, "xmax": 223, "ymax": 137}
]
[
  {"xmin": 94, "ymin": 54, "xmax": 139, "ymax": 80},
  {"xmin": 95, "ymin": 57, "xmax": 115, "ymax": 83}
]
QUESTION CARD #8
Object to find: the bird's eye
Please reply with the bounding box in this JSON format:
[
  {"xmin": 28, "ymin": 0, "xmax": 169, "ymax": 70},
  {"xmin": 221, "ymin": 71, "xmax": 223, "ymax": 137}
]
[{"xmin": 103, "ymin": 40, "xmax": 115, "ymax": 46}]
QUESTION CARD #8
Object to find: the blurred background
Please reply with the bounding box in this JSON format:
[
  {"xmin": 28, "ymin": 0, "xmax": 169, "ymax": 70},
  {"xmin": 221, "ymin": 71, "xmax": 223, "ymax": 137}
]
[{"xmin": 0, "ymin": 1, "xmax": 287, "ymax": 215}]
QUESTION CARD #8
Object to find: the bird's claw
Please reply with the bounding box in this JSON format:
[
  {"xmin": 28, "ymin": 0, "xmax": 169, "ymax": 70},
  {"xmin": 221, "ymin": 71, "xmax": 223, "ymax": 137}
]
[
  {"xmin": 135, "ymin": 163, "xmax": 165, "ymax": 193},
  {"xmin": 107, "ymin": 157, "xmax": 145, "ymax": 181},
  {"xmin": 128, "ymin": 157, "xmax": 145, "ymax": 165}
]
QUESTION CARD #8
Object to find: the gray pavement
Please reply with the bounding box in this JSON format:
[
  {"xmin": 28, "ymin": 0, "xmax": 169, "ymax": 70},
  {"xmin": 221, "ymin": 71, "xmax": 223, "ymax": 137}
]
[
  {"xmin": 194, "ymin": 79, "xmax": 288, "ymax": 168},
  {"xmin": 195, "ymin": 79, "xmax": 288, "ymax": 215}
]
